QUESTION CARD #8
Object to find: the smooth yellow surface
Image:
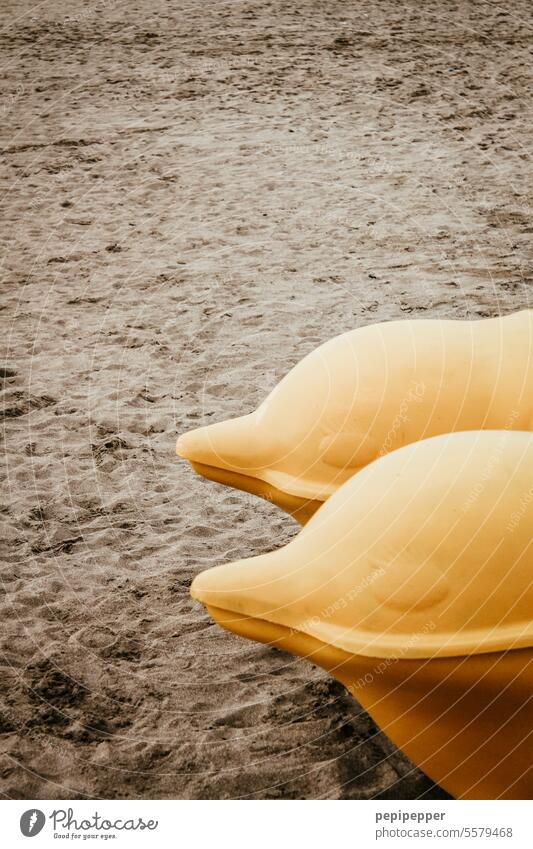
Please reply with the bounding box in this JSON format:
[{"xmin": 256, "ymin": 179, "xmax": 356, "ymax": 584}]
[
  {"xmin": 191, "ymin": 430, "xmax": 533, "ymax": 659},
  {"xmin": 177, "ymin": 312, "xmax": 533, "ymax": 519},
  {"xmin": 208, "ymin": 606, "xmax": 533, "ymax": 800}
]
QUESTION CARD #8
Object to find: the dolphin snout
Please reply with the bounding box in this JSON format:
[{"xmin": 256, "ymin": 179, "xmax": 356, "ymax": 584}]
[{"xmin": 176, "ymin": 413, "xmax": 274, "ymax": 471}]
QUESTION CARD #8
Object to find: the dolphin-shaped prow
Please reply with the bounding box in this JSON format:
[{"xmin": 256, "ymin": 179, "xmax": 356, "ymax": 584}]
[
  {"xmin": 177, "ymin": 311, "xmax": 533, "ymax": 523},
  {"xmin": 190, "ymin": 430, "xmax": 533, "ymax": 800}
]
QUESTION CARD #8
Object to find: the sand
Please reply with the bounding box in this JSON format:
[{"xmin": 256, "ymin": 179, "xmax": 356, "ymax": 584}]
[{"xmin": 1, "ymin": 0, "xmax": 531, "ymax": 799}]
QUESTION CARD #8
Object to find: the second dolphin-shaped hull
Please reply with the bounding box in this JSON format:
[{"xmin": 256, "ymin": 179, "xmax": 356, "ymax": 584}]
[
  {"xmin": 177, "ymin": 312, "xmax": 533, "ymax": 523},
  {"xmin": 191, "ymin": 430, "xmax": 533, "ymax": 799}
]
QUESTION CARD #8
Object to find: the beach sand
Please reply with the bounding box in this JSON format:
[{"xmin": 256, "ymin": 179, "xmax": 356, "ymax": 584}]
[{"xmin": 1, "ymin": 0, "xmax": 531, "ymax": 799}]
